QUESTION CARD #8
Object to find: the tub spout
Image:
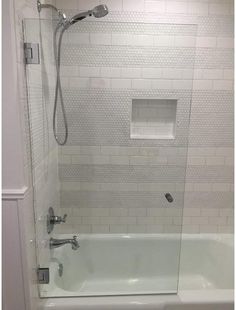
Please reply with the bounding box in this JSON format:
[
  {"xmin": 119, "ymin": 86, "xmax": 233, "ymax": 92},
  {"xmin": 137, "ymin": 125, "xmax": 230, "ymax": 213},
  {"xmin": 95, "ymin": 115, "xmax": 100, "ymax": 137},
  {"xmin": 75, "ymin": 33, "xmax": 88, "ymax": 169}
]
[{"xmin": 50, "ymin": 235, "xmax": 80, "ymax": 250}]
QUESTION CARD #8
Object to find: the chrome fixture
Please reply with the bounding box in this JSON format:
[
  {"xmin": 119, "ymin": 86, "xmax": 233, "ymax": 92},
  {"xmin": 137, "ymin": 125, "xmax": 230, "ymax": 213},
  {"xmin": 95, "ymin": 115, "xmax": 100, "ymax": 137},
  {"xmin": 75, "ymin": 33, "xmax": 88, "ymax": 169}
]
[
  {"xmin": 64, "ymin": 5, "xmax": 109, "ymax": 29},
  {"xmin": 37, "ymin": 1, "xmax": 67, "ymax": 22},
  {"xmin": 37, "ymin": 267, "xmax": 50, "ymax": 284},
  {"xmin": 47, "ymin": 207, "xmax": 67, "ymax": 234},
  {"xmin": 52, "ymin": 4, "xmax": 109, "ymax": 145},
  {"xmin": 24, "ymin": 43, "xmax": 40, "ymax": 64},
  {"xmin": 50, "ymin": 236, "xmax": 80, "ymax": 250},
  {"xmin": 37, "ymin": 2, "xmax": 109, "ymax": 145},
  {"xmin": 165, "ymin": 193, "xmax": 174, "ymax": 203}
]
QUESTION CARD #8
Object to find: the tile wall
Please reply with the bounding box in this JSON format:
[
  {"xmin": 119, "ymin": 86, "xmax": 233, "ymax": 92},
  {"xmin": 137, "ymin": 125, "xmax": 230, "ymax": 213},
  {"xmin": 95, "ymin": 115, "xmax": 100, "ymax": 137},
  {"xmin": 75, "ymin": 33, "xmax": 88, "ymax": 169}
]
[{"xmin": 54, "ymin": 0, "xmax": 234, "ymax": 234}]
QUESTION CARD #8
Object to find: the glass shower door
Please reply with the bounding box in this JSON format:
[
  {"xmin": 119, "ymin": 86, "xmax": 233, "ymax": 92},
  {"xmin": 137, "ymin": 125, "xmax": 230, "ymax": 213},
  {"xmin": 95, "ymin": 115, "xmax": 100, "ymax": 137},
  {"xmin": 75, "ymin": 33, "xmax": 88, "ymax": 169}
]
[{"xmin": 24, "ymin": 17, "xmax": 196, "ymax": 297}]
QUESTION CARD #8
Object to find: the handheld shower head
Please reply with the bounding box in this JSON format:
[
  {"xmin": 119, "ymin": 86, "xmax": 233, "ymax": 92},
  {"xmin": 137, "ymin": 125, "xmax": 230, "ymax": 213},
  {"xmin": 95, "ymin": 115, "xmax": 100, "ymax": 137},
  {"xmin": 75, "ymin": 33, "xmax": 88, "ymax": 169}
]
[
  {"xmin": 66, "ymin": 4, "xmax": 109, "ymax": 27},
  {"xmin": 92, "ymin": 4, "xmax": 109, "ymax": 18}
]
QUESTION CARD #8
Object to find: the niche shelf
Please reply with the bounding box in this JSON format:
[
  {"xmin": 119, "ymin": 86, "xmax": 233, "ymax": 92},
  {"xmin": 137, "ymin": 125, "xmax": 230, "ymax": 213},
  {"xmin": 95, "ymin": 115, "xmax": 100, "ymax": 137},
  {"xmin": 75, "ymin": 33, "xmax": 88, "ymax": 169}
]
[{"xmin": 131, "ymin": 99, "xmax": 177, "ymax": 140}]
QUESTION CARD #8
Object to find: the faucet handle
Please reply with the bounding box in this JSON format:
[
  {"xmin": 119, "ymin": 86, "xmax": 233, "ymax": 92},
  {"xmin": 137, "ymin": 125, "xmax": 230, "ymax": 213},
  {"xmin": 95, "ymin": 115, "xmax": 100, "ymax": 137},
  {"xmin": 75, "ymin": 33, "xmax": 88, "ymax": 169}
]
[
  {"xmin": 72, "ymin": 235, "xmax": 80, "ymax": 250},
  {"xmin": 61, "ymin": 214, "xmax": 67, "ymax": 223}
]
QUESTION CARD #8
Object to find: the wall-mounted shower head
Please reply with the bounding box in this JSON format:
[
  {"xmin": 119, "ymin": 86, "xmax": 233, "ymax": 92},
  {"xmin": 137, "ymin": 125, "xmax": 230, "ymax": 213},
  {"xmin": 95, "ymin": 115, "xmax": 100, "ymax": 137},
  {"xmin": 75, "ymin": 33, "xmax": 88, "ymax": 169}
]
[{"xmin": 66, "ymin": 4, "xmax": 109, "ymax": 28}]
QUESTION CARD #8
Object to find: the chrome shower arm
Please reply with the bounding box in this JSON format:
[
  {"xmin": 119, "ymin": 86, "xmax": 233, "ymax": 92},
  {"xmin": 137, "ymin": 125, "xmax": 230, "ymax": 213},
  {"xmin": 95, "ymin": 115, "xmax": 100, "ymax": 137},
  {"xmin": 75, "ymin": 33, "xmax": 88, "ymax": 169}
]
[{"xmin": 37, "ymin": 1, "xmax": 67, "ymax": 21}]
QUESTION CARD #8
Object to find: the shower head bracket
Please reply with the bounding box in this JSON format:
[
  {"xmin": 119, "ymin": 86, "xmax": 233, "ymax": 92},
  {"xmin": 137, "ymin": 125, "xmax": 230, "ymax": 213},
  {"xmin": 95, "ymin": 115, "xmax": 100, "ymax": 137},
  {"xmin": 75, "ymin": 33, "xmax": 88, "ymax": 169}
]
[{"xmin": 37, "ymin": 1, "xmax": 67, "ymax": 21}]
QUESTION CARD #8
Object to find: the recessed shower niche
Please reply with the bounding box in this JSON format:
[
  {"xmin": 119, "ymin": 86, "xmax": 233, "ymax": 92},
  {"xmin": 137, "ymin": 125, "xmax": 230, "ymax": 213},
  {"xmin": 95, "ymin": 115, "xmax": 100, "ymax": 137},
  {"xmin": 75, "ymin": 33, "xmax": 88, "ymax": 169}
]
[{"xmin": 131, "ymin": 99, "xmax": 177, "ymax": 139}]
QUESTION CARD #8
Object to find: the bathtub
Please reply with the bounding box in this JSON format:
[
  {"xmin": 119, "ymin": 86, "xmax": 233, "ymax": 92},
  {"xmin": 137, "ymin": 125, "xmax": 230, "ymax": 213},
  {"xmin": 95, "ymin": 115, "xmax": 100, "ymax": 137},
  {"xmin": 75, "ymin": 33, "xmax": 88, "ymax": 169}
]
[{"xmin": 40, "ymin": 234, "xmax": 233, "ymax": 310}]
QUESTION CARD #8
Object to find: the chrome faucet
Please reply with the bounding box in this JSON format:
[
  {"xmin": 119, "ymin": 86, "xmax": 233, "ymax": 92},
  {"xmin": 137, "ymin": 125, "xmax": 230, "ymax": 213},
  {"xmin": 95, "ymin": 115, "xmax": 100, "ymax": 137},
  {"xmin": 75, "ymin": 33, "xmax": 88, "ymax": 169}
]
[{"xmin": 50, "ymin": 235, "xmax": 80, "ymax": 250}]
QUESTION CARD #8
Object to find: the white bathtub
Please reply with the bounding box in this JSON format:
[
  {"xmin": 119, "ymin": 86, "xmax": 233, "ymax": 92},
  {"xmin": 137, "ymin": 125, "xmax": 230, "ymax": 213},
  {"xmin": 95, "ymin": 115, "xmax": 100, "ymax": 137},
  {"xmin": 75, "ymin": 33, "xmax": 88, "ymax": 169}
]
[{"xmin": 40, "ymin": 234, "xmax": 233, "ymax": 310}]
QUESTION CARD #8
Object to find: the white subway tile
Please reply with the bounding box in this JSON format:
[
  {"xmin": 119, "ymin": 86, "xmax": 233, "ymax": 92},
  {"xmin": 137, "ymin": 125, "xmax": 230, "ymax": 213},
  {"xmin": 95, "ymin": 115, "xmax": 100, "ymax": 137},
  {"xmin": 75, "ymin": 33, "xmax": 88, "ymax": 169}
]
[
  {"xmin": 90, "ymin": 33, "xmax": 112, "ymax": 45},
  {"xmin": 109, "ymin": 208, "xmax": 128, "ymax": 217},
  {"xmin": 208, "ymin": 217, "xmax": 227, "ymax": 225},
  {"xmin": 132, "ymin": 79, "xmax": 152, "ymax": 89},
  {"xmin": 212, "ymin": 183, "xmax": 231, "ymax": 192},
  {"xmin": 162, "ymin": 69, "xmax": 182, "ymax": 79},
  {"xmin": 79, "ymin": 146, "xmax": 101, "ymax": 155},
  {"xmin": 206, "ymin": 156, "xmax": 225, "ymax": 165},
  {"xmin": 59, "ymin": 155, "xmax": 71, "ymax": 164},
  {"xmin": 128, "ymin": 225, "xmax": 146, "ymax": 233},
  {"xmin": 194, "ymin": 183, "xmax": 212, "ymax": 192},
  {"xmin": 209, "ymin": 3, "xmax": 230, "ymax": 15},
  {"xmin": 153, "ymin": 36, "xmax": 175, "ymax": 47},
  {"xmin": 182, "ymin": 69, "xmax": 194, "ymax": 79},
  {"xmin": 188, "ymin": 147, "xmax": 216, "ymax": 157},
  {"xmin": 200, "ymin": 225, "xmax": 217, "ymax": 233},
  {"xmin": 147, "ymin": 208, "xmax": 166, "ymax": 216},
  {"xmin": 215, "ymin": 147, "xmax": 233, "ymax": 156},
  {"xmin": 142, "ymin": 68, "xmax": 162, "ymax": 78},
  {"xmin": 202, "ymin": 69, "xmax": 223, "ymax": 80},
  {"xmin": 56, "ymin": 0, "xmax": 77, "ymax": 9},
  {"xmin": 175, "ymin": 36, "xmax": 196, "ymax": 47},
  {"xmin": 219, "ymin": 208, "xmax": 233, "ymax": 217},
  {"xmin": 137, "ymin": 217, "xmax": 155, "ymax": 225},
  {"xmin": 60, "ymin": 77, "xmax": 69, "ymax": 88},
  {"xmin": 182, "ymin": 225, "xmax": 200, "ymax": 233},
  {"xmin": 193, "ymin": 80, "xmax": 213, "ymax": 90},
  {"xmin": 223, "ymin": 69, "xmax": 234, "ymax": 80},
  {"xmin": 60, "ymin": 65, "xmax": 79, "ymax": 76},
  {"xmin": 121, "ymin": 68, "xmax": 142, "ymax": 78},
  {"xmin": 218, "ymin": 226, "xmax": 233, "ymax": 233},
  {"xmin": 79, "ymin": 66, "xmax": 100, "ymax": 77},
  {"xmin": 79, "ymin": 182, "xmax": 101, "ymax": 191},
  {"xmin": 146, "ymin": 225, "xmax": 164, "ymax": 233},
  {"xmin": 191, "ymin": 216, "xmax": 208, "ymax": 225},
  {"xmin": 77, "ymin": 0, "xmax": 99, "ymax": 10},
  {"xmin": 173, "ymin": 80, "xmax": 193, "ymax": 90},
  {"xmin": 188, "ymin": 156, "xmax": 205, "ymax": 165},
  {"xmin": 166, "ymin": 1, "xmax": 188, "ymax": 14},
  {"xmin": 151, "ymin": 79, "xmax": 172, "ymax": 89},
  {"xmin": 188, "ymin": 2, "xmax": 208, "ymax": 15},
  {"xmin": 103, "ymin": 0, "xmax": 122, "ymax": 11},
  {"xmin": 196, "ymin": 36, "xmax": 216, "ymax": 48},
  {"xmin": 130, "ymin": 156, "xmax": 149, "ymax": 165},
  {"xmin": 123, "ymin": 0, "xmax": 144, "ymax": 12},
  {"xmin": 213, "ymin": 80, "xmax": 233, "ymax": 90},
  {"xmin": 184, "ymin": 208, "xmax": 201, "ymax": 217},
  {"xmin": 145, "ymin": 1, "xmax": 165, "ymax": 13},
  {"xmin": 225, "ymin": 157, "xmax": 234, "ymax": 166},
  {"xmin": 193, "ymin": 69, "xmax": 203, "ymax": 79},
  {"xmin": 82, "ymin": 217, "xmax": 100, "ymax": 225},
  {"xmin": 217, "ymin": 37, "xmax": 234, "ymax": 48},
  {"xmin": 111, "ymin": 79, "xmax": 131, "ymax": 89},
  {"xmin": 128, "ymin": 208, "xmax": 146, "ymax": 217},
  {"xmin": 109, "ymin": 225, "xmax": 127, "ymax": 233},
  {"xmin": 90, "ymin": 78, "xmax": 111, "ymax": 88},
  {"xmin": 91, "ymin": 225, "xmax": 109, "ymax": 233},
  {"xmin": 67, "ymin": 33, "xmax": 90, "ymax": 44},
  {"xmin": 69, "ymin": 77, "xmax": 90, "ymax": 88},
  {"xmin": 201, "ymin": 208, "xmax": 219, "ymax": 217},
  {"xmin": 101, "ymin": 67, "xmax": 121, "ymax": 78},
  {"xmin": 109, "ymin": 155, "xmax": 129, "ymax": 165}
]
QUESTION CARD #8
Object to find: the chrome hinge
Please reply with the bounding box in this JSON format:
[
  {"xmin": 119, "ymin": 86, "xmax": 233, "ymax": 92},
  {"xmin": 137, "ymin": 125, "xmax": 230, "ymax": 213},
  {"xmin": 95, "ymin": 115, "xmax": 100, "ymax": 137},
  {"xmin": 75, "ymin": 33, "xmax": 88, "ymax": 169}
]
[
  {"xmin": 37, "ymin": 267, "xmax": 49, "ymax": 284},
  {"xmin": 24, "ymin": 43, "xmax": 40, "ymax": 64}
]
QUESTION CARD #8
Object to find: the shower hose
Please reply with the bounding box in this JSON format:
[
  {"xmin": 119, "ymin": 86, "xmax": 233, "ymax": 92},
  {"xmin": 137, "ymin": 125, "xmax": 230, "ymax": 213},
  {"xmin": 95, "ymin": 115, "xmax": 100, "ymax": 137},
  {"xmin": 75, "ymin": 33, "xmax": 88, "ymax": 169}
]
[{"xmin": 53, "ymin": 24, "xmax": 68, "ymax": 145}]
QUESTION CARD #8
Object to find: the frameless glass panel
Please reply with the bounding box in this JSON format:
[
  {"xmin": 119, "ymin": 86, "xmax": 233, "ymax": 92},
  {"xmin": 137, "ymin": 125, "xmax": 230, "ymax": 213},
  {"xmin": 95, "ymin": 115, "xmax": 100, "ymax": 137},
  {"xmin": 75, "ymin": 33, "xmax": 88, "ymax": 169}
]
[{"xmin": 24, "ymin": 17, "xmax": 197, "ymax": 298}]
